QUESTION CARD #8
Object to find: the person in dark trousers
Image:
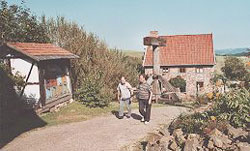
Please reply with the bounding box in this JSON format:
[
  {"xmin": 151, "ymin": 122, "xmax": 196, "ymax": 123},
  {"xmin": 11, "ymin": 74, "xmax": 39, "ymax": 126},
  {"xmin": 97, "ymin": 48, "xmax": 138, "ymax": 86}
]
[{"xmin": 137, "ymin": 74, "xmax": 152, "ymax": 125}]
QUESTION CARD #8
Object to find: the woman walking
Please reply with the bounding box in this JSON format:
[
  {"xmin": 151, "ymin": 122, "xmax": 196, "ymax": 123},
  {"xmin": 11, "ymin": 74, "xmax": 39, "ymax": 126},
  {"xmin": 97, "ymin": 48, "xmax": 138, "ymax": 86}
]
[{"xmin": 137, "ymin": 74, "xmax": 152, "ymax": 125}]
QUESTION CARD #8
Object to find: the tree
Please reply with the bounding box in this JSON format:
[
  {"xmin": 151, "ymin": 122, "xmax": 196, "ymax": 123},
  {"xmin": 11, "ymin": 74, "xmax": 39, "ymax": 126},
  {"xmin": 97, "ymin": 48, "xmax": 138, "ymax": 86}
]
[
  {"xmin": 44, "ymin": 16, "xmax": 141, "ymax": 107},
  {"xmin": 221, "ymin": 57, "xmax": 247, "ymax": 81},
  {"xmin": 169, "ymin": 76, "xmax": 186, "ymax": 92},
  {"xmin": 0, "ymin": 0, "xmax": 49, "ymax": 44}
]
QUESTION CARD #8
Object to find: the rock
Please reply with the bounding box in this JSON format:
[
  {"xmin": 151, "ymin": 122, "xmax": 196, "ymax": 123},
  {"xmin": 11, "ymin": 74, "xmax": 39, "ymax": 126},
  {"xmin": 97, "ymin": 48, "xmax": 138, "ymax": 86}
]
[
  {"xmin": 147, "ymin": 144, "xmax": 161, "ymax": 151},
  {"xmin": 173, "ymin": 128, "xmax": 186, "ymax": 146},
  {"xmin": 207, "ymin": 139, "xmax": 214, "ymax": 149},
  {"xmin": 173, "ymin": 128, "xmax": 183, "ymax": 138},
  {"xmin": 237, "ymin": 142, "xmax": 250, "ymax": 151},
  {"xmin": 209, "ymin": 128, "xmax": 223, "ymax": 137},
  {"xmin": 227, "ymin": 124, "xmax": 246, "ymax": 139},
  {"xmin": 212, "ymin": 136, "xmax": 223, "ymax": 148},
  {"xmin": 147, "ymin": 133, "xmax": 162, "ymax": 146},
  {"xmin": 184, "ymin": 139, "xmax": 196, "ymax": 151},
  {"xmin": 183, "ymin": 134, "xmax": 201, "ymax": 151},
  {"xmin": 169, "ymin": 140, "xmax": 178, "ymax": 151},
  {"xmin": 159, "ymin": 136, "xmax": 171, "ymax": 150}
]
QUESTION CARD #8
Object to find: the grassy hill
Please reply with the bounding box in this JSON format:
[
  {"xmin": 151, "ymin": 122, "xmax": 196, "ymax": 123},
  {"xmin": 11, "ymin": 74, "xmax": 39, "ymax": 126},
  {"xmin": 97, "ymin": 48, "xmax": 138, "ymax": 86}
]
[{"xmin": 122, "ymin": 50, "xmax": 144, "ymax": 58}]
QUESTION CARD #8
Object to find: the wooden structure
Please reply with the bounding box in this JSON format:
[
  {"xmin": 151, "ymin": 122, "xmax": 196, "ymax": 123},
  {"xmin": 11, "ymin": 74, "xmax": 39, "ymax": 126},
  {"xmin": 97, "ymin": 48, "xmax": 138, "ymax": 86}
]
[
  {"xmin": 143, "ymin": 31, "xmax": 167, "ymax": 101},
  {"xmin": 0, "ymin": 42, "xmax": 79, "ymax": 113}
]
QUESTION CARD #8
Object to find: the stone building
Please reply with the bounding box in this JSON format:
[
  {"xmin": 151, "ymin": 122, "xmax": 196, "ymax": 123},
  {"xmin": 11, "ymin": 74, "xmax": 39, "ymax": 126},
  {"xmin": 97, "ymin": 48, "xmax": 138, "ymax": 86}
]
[{"xmin": 143, "ymin": 31, "xmax": 216, "ymax": 97}]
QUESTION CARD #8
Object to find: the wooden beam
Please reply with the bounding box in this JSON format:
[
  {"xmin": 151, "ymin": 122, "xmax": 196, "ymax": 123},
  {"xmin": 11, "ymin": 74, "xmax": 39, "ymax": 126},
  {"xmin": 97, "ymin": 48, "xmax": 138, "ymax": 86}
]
[
  {"xmin": 38, "ymin": 63, "xmax": 46, "ymax": 106},
  {"xmin": 20, "ymin": 63, "xmax": 34, "ymax": 98}
]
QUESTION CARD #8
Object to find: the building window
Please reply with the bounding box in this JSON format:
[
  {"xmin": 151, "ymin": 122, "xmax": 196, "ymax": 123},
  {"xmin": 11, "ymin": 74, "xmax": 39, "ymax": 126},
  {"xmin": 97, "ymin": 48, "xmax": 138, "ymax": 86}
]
[
  {"xmin": 196, "ymin": 82, "xmax": 204, "ymax": 89},
  {"xmin": 162, "ymin": 67, "xmax": 169, "ymax": 74},
  {"xmin": 180, "ymin": 86, "xmax": 186, "ymax": 92},
  {"xmin": 196, "ymin": 67, "xmax": 204, "ymax": 73},
  {"xmin": 180, "ymin": 68, "xmax": 186, "ymax": 73}
]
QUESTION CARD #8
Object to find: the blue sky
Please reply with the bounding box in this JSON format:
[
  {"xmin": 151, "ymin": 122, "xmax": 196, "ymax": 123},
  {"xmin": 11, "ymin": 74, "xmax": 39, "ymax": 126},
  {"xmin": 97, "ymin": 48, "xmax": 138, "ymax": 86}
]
[{"xmin": 6, "ymin": 0, "xmax": 250, "ymax": 51}]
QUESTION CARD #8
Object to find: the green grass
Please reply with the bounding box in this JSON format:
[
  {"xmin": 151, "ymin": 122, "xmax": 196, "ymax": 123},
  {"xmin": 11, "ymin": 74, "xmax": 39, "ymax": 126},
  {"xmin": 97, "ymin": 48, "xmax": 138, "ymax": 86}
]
[
  {"xmin": 122, "ymin": 50, "xmax": 144, "ymax": 58},
  {"xmin": 40, "ymin": 101, "xmax": 164, "ymax": 126}
]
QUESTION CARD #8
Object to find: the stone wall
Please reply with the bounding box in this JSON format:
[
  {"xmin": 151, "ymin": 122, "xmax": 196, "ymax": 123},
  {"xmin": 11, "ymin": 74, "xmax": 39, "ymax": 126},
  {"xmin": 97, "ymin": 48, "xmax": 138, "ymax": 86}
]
[{"xmin": 145, "ymin": 66, "xmax": 215, "ymax": 97}]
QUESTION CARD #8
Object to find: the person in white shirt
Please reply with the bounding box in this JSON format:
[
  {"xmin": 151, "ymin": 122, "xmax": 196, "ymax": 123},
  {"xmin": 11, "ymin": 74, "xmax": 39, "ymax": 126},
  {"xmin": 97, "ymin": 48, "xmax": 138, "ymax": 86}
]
[{"xmin": 117, "ymin": 76, "xmax": 133, "ymax": 119}]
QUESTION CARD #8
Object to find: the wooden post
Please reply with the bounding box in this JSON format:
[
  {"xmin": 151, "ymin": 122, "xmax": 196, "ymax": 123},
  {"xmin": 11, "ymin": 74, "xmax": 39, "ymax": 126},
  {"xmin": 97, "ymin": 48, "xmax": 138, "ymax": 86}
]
[
  {"xmin": 152, "ymin": 46, "xmax": 161, "ymax": 102},
  {"xmin": 144, "ymin": 33, "xmax": 166, "ymax": 102},
  {"xmin": 38, "ymin": 63, "xmax": 46, "ymax": 107}
]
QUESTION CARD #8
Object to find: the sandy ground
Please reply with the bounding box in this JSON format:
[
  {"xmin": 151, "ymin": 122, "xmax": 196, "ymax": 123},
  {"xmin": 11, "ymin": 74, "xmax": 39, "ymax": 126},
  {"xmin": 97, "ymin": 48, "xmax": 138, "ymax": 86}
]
[{"xmin": 3, "ymin": 106, "xmax": 187, "ymax": 151}]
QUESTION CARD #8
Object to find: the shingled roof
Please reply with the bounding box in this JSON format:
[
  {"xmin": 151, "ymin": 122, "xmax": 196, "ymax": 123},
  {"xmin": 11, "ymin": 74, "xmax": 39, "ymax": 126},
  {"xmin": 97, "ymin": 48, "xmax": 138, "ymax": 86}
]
[
  {"xmin": 143, "ymin": 34, "xmax": 215, "ymax": 66},
  {"xmin": 3, "ymin": 42, "xmax": 79, "ymax": 61}
]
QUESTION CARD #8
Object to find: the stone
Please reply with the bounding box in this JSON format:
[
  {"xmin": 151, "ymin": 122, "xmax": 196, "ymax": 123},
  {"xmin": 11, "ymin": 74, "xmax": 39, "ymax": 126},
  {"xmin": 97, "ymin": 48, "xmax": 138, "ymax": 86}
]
[
  {"xmin": 210, "ymin": 128, "xmax": 223, "ymax": 137},
  {"xmin": 237, "ymin": 142, "xmax": 250, "ymax": 151},
  {"xmin": 183, "ymin": 139, "xmax": 196, "ymax": 151},
  {"xmin": 211, "ymin": 136, "xmax": 223, "ymax": 148},
  {"xmin": 169, "ymin": 140, "xmax": 178, "ymax": 151},
  {"xmin": 227, "ymin": 124, "xmax": 246, "ymax": 139},
  {"xmin": 207, "ymin": 139, "xmax": 214, "ymax": 149},
  {"xmin": 173, "ymin": 128, "xmax": 186, "ymax": 146},
  {"xmin": 173, "ymin": 128, "xmax": 183, "ymax": 138},
  {"xmin": 183, "ymin": 134, "xmax": 201, "ymax": 151},
  {"xmin": 147, "ymin": 133, "xmax": 162, "ymax": 146}
]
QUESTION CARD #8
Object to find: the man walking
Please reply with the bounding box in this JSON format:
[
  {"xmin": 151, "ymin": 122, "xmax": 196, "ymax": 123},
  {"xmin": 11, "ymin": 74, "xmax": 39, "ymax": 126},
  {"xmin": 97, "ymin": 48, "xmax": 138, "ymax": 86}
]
[
  {"xmin": 137, "ymin": 74, "xmax": 152, "ymax": 125},
  {"xmin": 117, "ymin": 77, "xmax": 133, "ymax": 119}
]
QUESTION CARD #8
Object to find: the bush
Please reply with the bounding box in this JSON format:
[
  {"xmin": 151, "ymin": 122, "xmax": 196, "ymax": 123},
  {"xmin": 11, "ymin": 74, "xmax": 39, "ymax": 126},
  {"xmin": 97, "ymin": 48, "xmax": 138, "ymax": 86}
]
[
  {"xmin": 169, "ymin": 88, "xmax": 250, "ymax": 134},
  {"xmin": 75, "ymin": 76, "xmax": 114, "ymax": 108},
  {"xmin": 212, "ymin": 88, "xmax": 250, "ymax": 128},
  {"xmin": 169, "ymin": 76, "xmax": 186, "ymax": 92}
]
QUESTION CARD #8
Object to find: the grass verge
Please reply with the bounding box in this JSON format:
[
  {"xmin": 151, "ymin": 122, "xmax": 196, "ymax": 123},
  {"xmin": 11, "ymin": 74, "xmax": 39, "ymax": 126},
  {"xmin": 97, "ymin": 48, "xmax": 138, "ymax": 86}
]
[{"xmin": 40, "ymin": 101, "xmax": 165, "ymax": 126}]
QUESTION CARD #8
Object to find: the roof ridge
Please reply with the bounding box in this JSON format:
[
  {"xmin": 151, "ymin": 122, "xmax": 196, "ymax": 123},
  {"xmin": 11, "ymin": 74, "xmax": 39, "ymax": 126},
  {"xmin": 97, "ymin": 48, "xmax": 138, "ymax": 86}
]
[{"xmin": 160, "ymin": 33, "xmax": 212, "ymax": 37}]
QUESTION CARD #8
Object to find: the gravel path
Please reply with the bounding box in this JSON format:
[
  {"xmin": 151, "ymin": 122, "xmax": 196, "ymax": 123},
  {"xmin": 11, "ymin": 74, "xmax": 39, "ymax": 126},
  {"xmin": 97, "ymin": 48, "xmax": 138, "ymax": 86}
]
[{"xmin": 3, "ymin": 106, "xmax": 187, "ymax": 151}]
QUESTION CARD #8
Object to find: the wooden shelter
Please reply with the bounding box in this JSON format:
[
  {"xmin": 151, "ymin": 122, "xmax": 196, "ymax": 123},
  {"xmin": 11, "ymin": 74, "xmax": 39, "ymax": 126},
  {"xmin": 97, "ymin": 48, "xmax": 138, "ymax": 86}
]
[{"xmin": 0, "ymin": 42, "xmax": 79, "ymax": 113}]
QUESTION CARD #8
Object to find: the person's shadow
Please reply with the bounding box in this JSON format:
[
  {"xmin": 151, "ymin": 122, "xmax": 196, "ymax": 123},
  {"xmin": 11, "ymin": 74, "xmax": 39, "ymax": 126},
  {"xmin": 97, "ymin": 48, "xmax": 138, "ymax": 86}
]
[{"xmin": 111, "ymin": 110, "xmax": 142, "ymax": 120}]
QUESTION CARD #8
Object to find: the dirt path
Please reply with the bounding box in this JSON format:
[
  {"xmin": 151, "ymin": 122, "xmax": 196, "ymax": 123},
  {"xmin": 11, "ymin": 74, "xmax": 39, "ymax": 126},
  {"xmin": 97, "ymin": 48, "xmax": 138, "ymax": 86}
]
[{"xmin": 3, "ymin": 106, "xmax": 187, "ymax": 151}]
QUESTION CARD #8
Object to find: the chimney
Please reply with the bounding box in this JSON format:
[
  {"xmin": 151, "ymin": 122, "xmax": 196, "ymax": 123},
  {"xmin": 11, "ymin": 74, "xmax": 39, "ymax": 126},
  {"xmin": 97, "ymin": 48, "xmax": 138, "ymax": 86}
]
[{"xmin": 150, "ymin": 31, "xmax": 158, "ymax": 37}]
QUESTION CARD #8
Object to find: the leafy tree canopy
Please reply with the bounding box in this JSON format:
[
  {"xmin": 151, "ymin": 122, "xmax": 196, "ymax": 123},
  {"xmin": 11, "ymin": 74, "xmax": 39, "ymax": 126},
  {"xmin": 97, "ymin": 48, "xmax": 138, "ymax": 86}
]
[
  {"xmin": 0, "ymin": 0, "xmax": 49, "ymax": 44},
  {"xmin": 221, "ymin": 57, "xmax": 248, "ymax": 81}
]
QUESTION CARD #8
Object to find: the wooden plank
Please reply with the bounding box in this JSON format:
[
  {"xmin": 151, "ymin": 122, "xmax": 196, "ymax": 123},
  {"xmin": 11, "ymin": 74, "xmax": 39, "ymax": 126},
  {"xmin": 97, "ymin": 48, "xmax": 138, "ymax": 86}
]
[{"xmin": 36, "ymin": 94, "xmax": 72, "ymax": 113}]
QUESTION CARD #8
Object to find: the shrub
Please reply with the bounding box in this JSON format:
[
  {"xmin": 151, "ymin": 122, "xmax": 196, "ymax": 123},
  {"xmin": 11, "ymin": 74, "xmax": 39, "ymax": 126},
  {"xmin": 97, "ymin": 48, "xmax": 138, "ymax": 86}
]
[
  {"xmin": 169, "ymin": 88, "xmax": 250, "ymax": 134},
  {"xmin": 75, "ymin": 76, "xmax": 115, "ymax": 108},
  {"xmin": 169, "ymin": 76, "xmax": 186, "ymax": 92},
  {"xmin": 212, "ymin": 88, "xmax": 250, "ymax": 128}
]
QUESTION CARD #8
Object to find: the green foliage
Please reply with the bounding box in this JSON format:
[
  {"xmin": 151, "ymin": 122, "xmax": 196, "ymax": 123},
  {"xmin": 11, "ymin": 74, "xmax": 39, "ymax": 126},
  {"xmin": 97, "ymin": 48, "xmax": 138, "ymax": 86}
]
[
  {"xmin": 0, "ymin": 63, "xmax": 25, "ymax": 91},
  {"xmin": 212, "ymin": 88, "xmax": 250, "ymax": 128},
  {"xmin": 169, "ymin": 76, "xmax": 186, "ymax": 89},
  {"xmin": 0, "ymin": 0, "xmax": 49, "ymax": 44},
  {"xmin": 169, "ymin": 88, "xmax": 250, "ymax": 134},
  {"xmin": 75, "ymin": 76, "xmax": 114, "ymax": 108},
  {"xmin": 221, "ymin": 57, "xmax": 248, "ymax": 81},
  {"xmin": 45, "ymin": 17, "xmax": 141, "ymax": 107}
]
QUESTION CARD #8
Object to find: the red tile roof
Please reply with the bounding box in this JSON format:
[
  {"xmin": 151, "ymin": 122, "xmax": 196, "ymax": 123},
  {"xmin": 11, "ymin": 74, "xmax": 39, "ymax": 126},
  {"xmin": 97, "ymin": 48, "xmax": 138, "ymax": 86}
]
[
  {"xmin": 6, "ymin": 42, "xmax": 79, "ymax": 61},
  {"xmin": 143, "ymin": 34, "xmax": 215, "ymax": 66}
]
